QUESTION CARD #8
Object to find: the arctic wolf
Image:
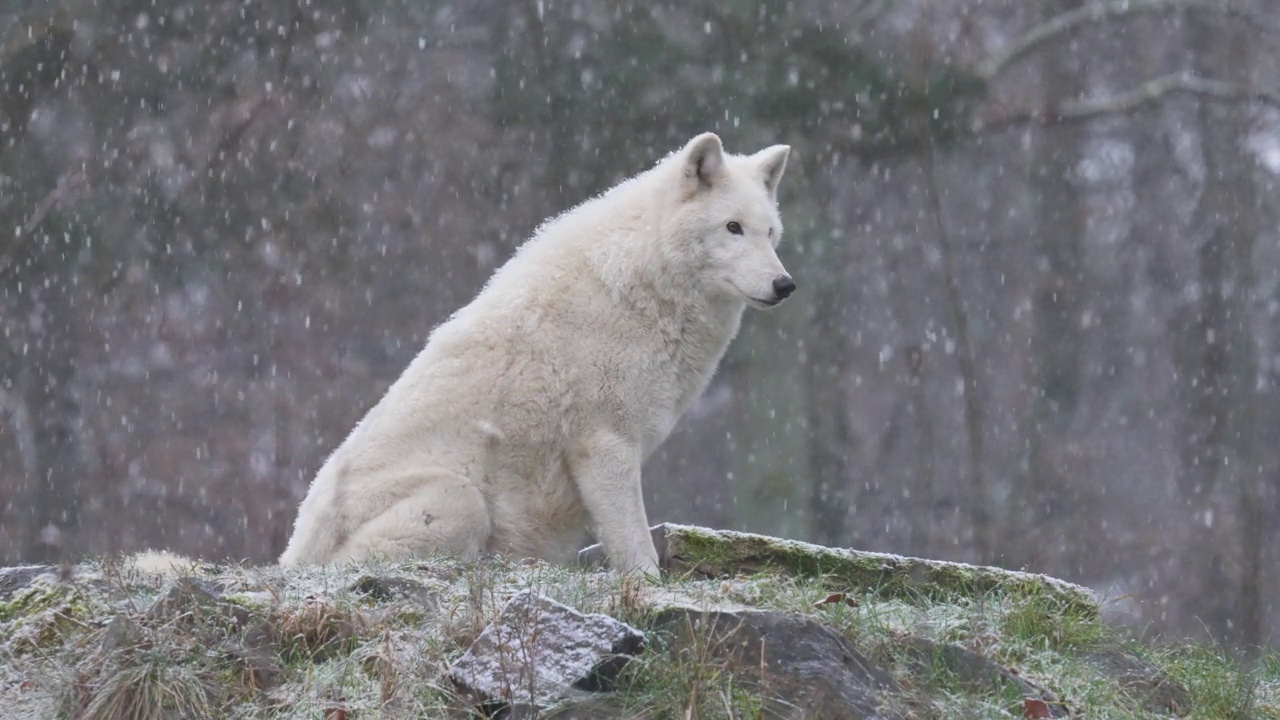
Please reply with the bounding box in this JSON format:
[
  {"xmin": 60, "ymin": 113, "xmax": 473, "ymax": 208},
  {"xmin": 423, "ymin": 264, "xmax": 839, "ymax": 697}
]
[{"xmin": 280, "ymin": 133, "xmax": 795, "ymax": 576}]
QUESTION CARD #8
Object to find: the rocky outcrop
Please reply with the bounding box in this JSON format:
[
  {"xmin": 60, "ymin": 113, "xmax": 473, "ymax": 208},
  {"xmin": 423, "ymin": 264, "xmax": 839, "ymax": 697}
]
[{"xmin": 0, "ymin": 526, "xmax": 1211, "ymax": 719}]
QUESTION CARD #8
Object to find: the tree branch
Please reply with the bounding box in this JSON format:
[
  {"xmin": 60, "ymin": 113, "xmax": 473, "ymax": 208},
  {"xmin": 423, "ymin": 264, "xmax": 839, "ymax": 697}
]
[
  {"xmin": 849, "ymin": 0, "xmax": 893, "ymax": 40},
  {"xmin": 978, "ymin": 0, "xmax": 1266, "ymax": 80},
  {"xmin": 1061, "ymin": 73, "xmax": 1280, "ymax": 115},
  {"xmin": 21, "ymin": 170, "xmax": 88, "ymax": 237},
  {"xmin": 975, "ymin": 72, "xmax": 1280, "ymax": 131}
]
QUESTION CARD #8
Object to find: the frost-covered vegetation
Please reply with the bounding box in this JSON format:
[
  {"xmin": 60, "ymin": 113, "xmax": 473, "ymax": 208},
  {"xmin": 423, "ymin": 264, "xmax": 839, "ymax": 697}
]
[{"xmin": 1, "ymin": 527, "xmax": 1275, "ymax": 719}]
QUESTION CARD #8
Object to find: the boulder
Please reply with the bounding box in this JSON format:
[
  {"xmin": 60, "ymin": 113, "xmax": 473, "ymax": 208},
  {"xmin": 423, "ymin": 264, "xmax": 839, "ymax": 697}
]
[
  {"xmin": 651, "ymin": 606, "xmax": 902, "ymax": 720},
  {"xmin": 903, "ymin": 638, "xmax": 1068, "ymax": 717},
  {"xmin": 1087, "ymin": 648, "xmax": 1190, "ymax": 715},
  {"xmin": 449, "ymin": 590, "xmax": 646, "ymax": 712}
]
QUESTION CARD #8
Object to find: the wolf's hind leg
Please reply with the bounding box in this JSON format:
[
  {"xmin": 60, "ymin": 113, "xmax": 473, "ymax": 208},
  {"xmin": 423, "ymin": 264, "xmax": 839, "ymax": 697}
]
[{"xmin": 331, "ymin": 470, "xmax": 491, "ymax": 563}]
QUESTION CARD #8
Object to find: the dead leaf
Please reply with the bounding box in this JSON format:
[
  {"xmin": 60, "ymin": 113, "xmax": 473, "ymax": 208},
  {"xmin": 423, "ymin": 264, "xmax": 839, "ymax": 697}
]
[
  {"xmin": 814, "ymin": 593, "xmax": 859, "ymax": 609},
  {"xmin": 1023, "ymin": 698, "xmax": 1053, "ymax": 719}
]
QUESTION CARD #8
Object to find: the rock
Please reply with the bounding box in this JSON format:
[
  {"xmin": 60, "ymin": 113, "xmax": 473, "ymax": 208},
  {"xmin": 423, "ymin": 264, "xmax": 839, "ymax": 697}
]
[
  {"xmin": 1087, "ymin": 648, "xmax": 1190, "ymax": 715},
  {"xmin": 145, "ymin": 576, "xmax": 251, "ymax": 628},
  {"xmin": 903, "ymin": 638, "xmax": 1068, "ymax": 717},
  {"xmin": 349, "ymin": 574, "xmax": 437, "ymax": 611},
  {"xmin": 449, "ymin": 590, "xmax": 646, "ymax": 712},
  {"xmin": 652, "ymin": 524, "xmax": 1098, "ymax": 617},
  {"xmin": 225, "ymin": 622, "xmax": 284, "ymax": 690},
  {"xmin": 98, "ymin": 614, "xmax": 145, "ymax": 654},
  {"xmin": 651, "ymin": 607, "xmax": 902, "ymax": 720},
  {"xmin": 0, "ymin": 565, "xmax": 58, "ymax": 602}
]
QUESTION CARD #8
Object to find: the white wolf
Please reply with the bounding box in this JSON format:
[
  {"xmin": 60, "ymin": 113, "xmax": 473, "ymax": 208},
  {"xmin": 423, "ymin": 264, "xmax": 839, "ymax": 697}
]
[{"xmin": 279, "ymin": 133, "xmax": 795, "ymax": 576}]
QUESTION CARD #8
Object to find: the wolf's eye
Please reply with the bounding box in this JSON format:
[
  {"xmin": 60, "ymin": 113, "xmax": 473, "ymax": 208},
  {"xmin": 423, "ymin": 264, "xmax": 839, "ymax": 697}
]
[{"xmin": 726, "ymin": 221, "xmax": 744, "ymax": 235}]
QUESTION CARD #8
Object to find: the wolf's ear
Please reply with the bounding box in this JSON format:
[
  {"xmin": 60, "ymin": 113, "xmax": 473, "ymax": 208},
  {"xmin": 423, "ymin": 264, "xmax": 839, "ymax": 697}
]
[
  {"xmin": 681, "ymin": 133, "xmax": 725, "ymax": 192},
  {"xmin": 754, "ymin": 145, "xmax": 790, "ymax": 199}
]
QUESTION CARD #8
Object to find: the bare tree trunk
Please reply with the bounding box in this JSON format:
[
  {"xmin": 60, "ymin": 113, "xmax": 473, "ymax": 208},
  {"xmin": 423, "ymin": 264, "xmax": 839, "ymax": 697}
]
[
  {"xmin": 1237, "ymin": 465, "xmax": 1266, "ymax": 650},
  {"xmin": 792, "ymin": 156, "xmax": 858, "ymax": 549},
  {"xmin": 518, "ymin": 0, "xmax": 577, "ymax": 206},
  {"xmin": 804, "ymin": 258, "xmax": 856, "ymax": 548},
  {"xmin": 1021, "ymin": 0, "xmax": 1087, "ymax": 571},
  {"xmin": 24, "ymin": 271, "xmax": 87, "ymax": 564},
  {"xmin": 884, "ymin": 249, "xmax": 937, "ymax": 556},
  {"xmin": 1, "ymin": 6, "xmax": 83, "ymax": 565},
  {"xmin": 1183, "ymin": 9, "xmax": 1262, "ymax": 647},
  {"xmin": 920, "ymin": 141, "xmax": 992, "ymax": 564}
]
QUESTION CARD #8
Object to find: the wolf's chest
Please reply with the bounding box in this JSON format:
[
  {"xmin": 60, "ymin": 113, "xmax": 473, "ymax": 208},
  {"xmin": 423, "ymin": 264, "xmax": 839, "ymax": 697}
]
[{"xmin": 635, "ymin": 308, "xmax": 743, "ymax": 457}]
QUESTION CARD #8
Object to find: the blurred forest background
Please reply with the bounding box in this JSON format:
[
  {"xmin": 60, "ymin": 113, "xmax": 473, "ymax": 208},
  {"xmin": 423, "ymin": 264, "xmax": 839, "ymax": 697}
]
[{"xmin": 2, "ymin": 0, "xmax": 1278, "ymax": 649}]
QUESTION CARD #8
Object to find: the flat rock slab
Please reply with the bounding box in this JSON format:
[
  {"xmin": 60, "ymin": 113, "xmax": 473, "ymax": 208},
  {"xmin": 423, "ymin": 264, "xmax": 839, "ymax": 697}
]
[
  {"xmin": 449, "ymin": 590, "xmax": 646, "ymax": 710},
  {"xmin": 595, "ymin": 524, "xmax": 1099, "ymax": 617},
  {"xmin": 652, "ymin": 606, "xmax": 902, "ymax": 720}
]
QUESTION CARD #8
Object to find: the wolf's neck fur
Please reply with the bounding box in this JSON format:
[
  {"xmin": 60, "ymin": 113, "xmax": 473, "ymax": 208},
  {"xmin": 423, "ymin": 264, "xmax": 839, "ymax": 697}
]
[{"xmin": 598, "ymin": 230, "xmax": 744, "ymax": 425}]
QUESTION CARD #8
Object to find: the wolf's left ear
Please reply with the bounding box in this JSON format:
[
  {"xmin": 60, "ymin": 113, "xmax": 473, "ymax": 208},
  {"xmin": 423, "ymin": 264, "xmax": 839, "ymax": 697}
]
[
  {"xmin": 754, "ymin": 145, "xmax": 790, "ymax": 199},
  {"xmin": 681, "ymin": 133, "xmax": 725, "ymax": 192}
]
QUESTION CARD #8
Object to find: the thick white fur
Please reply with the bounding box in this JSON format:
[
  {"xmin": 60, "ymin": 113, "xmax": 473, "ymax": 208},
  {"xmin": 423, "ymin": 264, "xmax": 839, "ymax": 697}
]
[{"xmin": 279, "ymin": 133, "xmax": 793, "ymax": 576}]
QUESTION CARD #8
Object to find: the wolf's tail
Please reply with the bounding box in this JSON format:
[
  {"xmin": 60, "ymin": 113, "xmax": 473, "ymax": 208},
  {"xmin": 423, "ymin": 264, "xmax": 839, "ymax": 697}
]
[{"xmin": 125, "ymin": 549, "xmax": 201, "ymax": 576}]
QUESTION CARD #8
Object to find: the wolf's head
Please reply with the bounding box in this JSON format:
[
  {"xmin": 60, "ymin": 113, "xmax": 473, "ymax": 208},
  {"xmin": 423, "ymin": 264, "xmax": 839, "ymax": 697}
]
[{"xmin": 669, "ymin": 133, "xmax": 794, "ymax": 309}]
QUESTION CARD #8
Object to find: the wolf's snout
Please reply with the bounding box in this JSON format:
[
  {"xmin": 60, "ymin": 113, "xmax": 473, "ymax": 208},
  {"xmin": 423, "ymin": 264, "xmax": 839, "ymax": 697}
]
[{"xmin": 772, "ymin": 275, "xmax": 796, "ymax": 300}]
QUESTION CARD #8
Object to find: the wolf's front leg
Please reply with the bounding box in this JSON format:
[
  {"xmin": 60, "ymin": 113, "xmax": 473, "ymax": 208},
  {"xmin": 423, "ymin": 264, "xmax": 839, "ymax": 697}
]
[{"xmin": 571, "ymin": 432, "xmax": 660, "ymax": 577}]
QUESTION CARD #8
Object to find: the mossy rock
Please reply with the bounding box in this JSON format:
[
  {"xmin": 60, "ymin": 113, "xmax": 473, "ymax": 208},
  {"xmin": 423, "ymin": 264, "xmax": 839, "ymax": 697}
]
[
  {"xmin": 660, "ymin": 524, "xmax": 1099, "ymax": 619},
  {"xmin": 0, "ymin": 575, "xmax": 98, "ymax": 652},
  {"xmin": 0, "ymin": 565, "xmax": 58, "ymax": 602}
]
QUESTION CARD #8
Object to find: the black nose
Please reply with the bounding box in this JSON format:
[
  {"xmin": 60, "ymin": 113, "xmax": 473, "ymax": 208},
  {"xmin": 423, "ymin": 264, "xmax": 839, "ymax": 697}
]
[{"xmin": 773, "ymin": 275, "xmax": 796, "ymax": 299}]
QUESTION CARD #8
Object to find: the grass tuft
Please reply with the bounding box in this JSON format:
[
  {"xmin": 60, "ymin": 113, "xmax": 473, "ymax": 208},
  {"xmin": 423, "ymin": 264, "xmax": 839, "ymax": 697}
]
[{"xmin": 73, "ymin": 655, "xmax": 218, "ymax": 720}]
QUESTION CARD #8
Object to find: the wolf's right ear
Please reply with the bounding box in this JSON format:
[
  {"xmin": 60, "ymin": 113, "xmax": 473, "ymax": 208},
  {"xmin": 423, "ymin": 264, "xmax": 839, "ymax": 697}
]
[
  {"xmin": 681, "ymin": 133, "xmax": 725, "ymax": 193},
  {"xmin": 754, "ymin": 145, "xmax": 790, "ymax": 200}
]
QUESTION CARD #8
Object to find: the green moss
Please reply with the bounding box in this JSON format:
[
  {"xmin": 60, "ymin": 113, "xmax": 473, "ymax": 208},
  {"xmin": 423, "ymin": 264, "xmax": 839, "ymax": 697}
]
[
  {"xmin": 1, "ymin": 578, "xmax": 66, "ymax": 621},
  {"xmin": 219, "ymin": 592, "xmax": 271, "ymax": 610}
]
